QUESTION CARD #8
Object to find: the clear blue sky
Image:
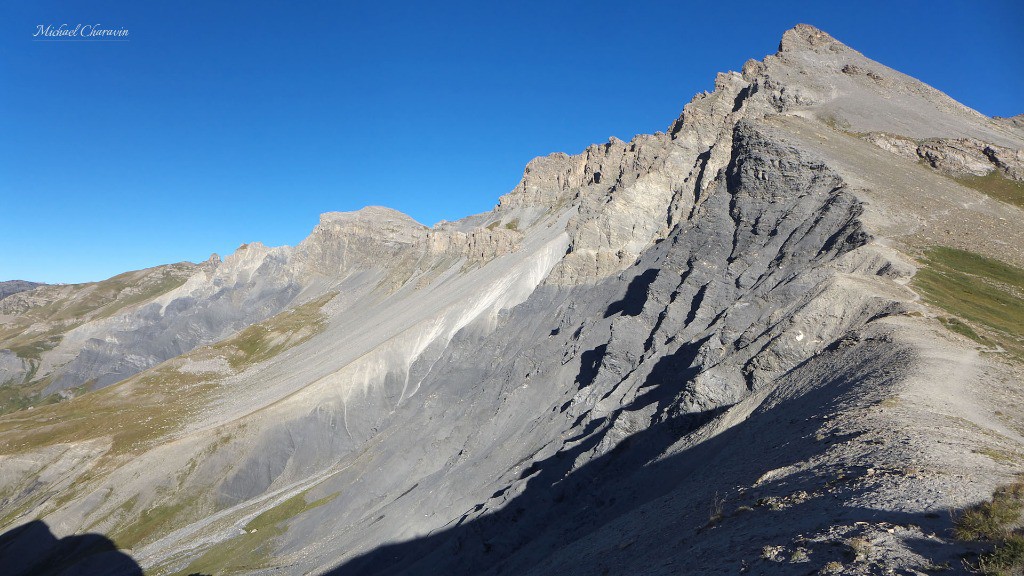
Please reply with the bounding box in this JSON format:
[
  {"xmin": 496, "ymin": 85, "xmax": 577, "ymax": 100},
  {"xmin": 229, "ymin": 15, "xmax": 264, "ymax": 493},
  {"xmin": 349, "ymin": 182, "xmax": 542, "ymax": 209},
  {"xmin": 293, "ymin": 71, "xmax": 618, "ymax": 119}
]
[{"xmin": 2, "ymin": 1, "xmax": 1022, "ymax": 283}]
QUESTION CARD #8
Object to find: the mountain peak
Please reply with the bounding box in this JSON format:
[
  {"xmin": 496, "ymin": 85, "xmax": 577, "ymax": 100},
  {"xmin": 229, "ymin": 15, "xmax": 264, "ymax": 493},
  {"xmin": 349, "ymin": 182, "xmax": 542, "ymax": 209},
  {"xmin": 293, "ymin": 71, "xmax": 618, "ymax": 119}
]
[
  {"xmin": 778, "ymin": 23, "xmax": 845, "ymax": 53},
  {"xmin": 318, "ymin": 205, "xmax": 424, "ymax": 228}
]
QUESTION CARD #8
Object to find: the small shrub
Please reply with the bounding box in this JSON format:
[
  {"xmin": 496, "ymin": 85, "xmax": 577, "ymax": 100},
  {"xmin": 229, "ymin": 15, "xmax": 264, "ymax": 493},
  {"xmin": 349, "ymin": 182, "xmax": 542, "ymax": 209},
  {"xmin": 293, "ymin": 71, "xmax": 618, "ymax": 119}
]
[
  {"xmin": 708, "ymin": 491, "xmax": 725, "ymax": 525},
  {"xmin": 977, "ymin": 533, "xmax": 1024, "ymax": 576},
  {"xmin": 846, "ymin": 536, "xmax": 872, "ymax": 560},
  {"xmin": 879, "ymin": 396, "xmax": 900, "ymax": 408},
  {"xmin": 955, "ymin": 482, "xmax": 1024, "ymax": 541},
  {"xmin": 821, "ymin": 114, "xmax": 852, "ymax": 132},
  {"xmin": 821, "ymin": 561, "xmax": 843, "ymax": 574},
  {"xmin": 976, "ymin": 447, "xmax": 1018, "ymax": 464},
  {"xmin": 957, "ymin": 481, "xmax": 1024, "ymax": 575}
]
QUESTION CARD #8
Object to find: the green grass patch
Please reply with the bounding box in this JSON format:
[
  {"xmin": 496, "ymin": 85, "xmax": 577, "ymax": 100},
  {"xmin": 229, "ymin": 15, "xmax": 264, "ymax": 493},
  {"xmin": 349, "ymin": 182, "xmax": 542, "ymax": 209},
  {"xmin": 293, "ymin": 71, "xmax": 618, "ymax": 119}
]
[
  {"xmin": 956, "ymin": 171, "xmax": 1024, "ymax": 210},
  {"xmin": 978, "ymin": 533, "xmax": 1024, "ymax": 576},
  {"xmin": 957, "ymin": 480, "xmax": 1024, "ymax": 575},
  {"xmin": 913, "ymin": 247, "xmax": 1024, "ymax": 362},
  {"xmin": 173, "ymin": 490, "xmax": 338, "ymax": 575},
  {"xmin": 0, "ymin": 384, "xmax": 60, "ymax": 417},
  {"xmin": 105, "ymin": 489, "xmax": 211, "ymax": 551},
  {"xmin": 939, "ymin": 317, "xmax": 989, "ymax": 345},
  {"xmin": 956, "ymin": 482, "xmax": 1024, "ymax": 541},
  {"xmin": 244, "ymin": 491, "xmax": 338, "ymax": 533},
  {"xmin": 5, "ymin": 335, "xmax": 62, "ymax": 361},
  {"xmin": 108, "ymin": 495, "xmax": 191, "ymax": 550},
  {"xmin": 485, "ymin": 219, "xmax": 520, "ymax": 231},
  {"xmin": 213, "ymin": 292, "xmax": 334, "ymax": 370}
]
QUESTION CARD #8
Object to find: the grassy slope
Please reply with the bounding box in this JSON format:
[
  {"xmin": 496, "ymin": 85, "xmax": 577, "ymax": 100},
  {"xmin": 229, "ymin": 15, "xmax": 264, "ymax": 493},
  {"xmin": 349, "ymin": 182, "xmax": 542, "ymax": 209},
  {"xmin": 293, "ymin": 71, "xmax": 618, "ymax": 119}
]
[
  {"xmin": 912, "ymin": 247, "xmax": 1024, "ymax": 362},
  {"xmin": 0, "ymin": 366, "xmax": 217, "ymax": 457},
  {"xmin": 955, "ymin": 171, "xmax": 1024, "ymax": 210},
  {"xmin": 213, "ymin": 292, "xmax": 335, "ymax": 370}
]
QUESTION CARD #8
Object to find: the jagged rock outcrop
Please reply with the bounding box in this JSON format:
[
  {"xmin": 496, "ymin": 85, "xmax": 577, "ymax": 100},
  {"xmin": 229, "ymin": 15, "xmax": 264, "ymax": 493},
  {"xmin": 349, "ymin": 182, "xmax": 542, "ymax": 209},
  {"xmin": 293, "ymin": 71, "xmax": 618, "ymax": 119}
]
[
  {"xmin": 1, "ymin": 23, "xmax": 1023, "ymax": 576},
  {"xmin": 296, "ymin": 207, "xmax": 426, "ymax": 274},
  {"xmin": 864, "ymin": 132, "xmax": 1024, "ymax": 180}
]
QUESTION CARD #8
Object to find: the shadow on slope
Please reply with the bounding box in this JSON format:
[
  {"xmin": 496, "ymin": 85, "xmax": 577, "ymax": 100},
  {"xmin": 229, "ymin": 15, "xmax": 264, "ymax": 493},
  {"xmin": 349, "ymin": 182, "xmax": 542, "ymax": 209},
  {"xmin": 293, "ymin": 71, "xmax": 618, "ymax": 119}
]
[
  {"xmin": 325, "ymin": 336, "xmax": 971, "ymax": 575},
  {"xmin": 0, "ymin": 520, "xmax": 142, "ymax": 576},
  {"xmin": 603, "ymin": 269, "xmax": 659, "ymax": 318}
]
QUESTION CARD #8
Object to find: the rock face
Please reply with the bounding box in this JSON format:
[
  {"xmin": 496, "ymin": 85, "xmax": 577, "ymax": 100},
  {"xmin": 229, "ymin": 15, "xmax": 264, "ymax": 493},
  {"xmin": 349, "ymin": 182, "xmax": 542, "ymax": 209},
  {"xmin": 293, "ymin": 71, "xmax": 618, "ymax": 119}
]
[
  {"xmin": 864, "ymin": 132, "xmax": 1024, "ymax": 180},
  {"xmin": 2, "ymin": 24, "xmax": 1024, "ymax": 576}
]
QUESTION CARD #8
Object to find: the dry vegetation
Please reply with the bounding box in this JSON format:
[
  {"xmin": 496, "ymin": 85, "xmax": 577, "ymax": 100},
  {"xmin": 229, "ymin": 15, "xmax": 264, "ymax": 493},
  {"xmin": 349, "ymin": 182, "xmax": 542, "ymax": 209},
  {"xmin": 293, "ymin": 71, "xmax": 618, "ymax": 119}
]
[{"xmin": 0, "ymin": 366, "xmax": 218, "ymax": 457}]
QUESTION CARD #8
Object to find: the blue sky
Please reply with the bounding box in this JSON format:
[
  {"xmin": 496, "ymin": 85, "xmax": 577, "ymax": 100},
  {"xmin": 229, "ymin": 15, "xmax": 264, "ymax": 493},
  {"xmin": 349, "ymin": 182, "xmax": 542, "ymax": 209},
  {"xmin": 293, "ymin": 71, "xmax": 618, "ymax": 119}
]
[{"xmin": 2, "ymin": 1, "xmax": 1022, "ymax": 284}]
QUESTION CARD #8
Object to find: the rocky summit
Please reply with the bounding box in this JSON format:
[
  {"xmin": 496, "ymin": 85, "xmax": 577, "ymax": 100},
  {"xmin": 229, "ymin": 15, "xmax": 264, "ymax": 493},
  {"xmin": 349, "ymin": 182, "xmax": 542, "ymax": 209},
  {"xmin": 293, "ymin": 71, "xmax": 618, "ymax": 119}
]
[{"xmin": 2, "ymin": 24, "xmax": 1024, "ymax": 575}]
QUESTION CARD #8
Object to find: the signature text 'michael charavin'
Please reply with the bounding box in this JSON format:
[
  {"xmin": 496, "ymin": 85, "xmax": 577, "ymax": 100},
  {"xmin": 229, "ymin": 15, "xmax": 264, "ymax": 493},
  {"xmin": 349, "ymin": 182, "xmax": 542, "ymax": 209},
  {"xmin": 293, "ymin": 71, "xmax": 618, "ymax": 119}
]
[{"xmin": 34, "ymin": 24, "xmax": 130, "ymax": 38}]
